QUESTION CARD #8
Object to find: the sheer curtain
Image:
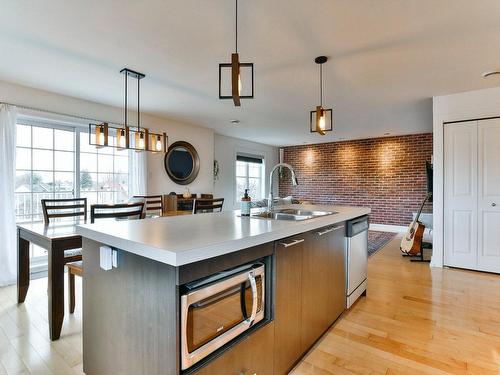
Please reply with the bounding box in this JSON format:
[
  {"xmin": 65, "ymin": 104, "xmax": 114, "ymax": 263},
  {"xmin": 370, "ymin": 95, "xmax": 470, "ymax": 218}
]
[
  {"xmin": 128, "ymin": 149, "xmax": 148, "ymax": 197},
  {"xmin": 0, "ymin": 104, "xmax": 18, "ymax": 286}
]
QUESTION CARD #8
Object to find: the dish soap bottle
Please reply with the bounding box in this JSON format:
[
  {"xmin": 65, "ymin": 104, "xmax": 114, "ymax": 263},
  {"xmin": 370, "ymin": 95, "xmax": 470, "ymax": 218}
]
[{"xmin": 241, "ymin": 189, "xmax": 251, "ymax": 216}]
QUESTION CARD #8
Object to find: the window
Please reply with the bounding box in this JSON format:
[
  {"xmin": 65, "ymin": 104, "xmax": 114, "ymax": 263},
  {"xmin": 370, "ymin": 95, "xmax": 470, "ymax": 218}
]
[
  {"xmin": 14, "ymin": 121, "xmax": 131, "ymax": 270},
  {"xmin": 79, "ymin": 132, "xmax": 129, "ymax": 206},
  {"xmin": 236, "ymin": 154, "xmax": 264, "ymax": 202},
  {"xmin": 15, "ymin": 124, "xmax": 75, "ymax": 223}
]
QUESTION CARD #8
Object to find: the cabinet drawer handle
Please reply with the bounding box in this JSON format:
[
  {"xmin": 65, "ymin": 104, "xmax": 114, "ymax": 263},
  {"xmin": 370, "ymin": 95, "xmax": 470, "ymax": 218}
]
[
  {"xmin": 317, "ymin": 228, "xmax": 334, "ymax": 236},
  {"xmin": 279, "ymin": 238, "xmax": 304, "ymax": 247},
  {"xmin": 317, "ymin": 225, "xmax": 344, "ymax": 236}
]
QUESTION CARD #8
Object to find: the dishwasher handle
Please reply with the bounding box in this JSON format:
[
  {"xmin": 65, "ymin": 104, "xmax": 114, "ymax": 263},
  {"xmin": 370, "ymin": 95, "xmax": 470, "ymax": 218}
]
[{"xmin": 346, "ymin": 215, "xmax": 369, "ymax": 237}]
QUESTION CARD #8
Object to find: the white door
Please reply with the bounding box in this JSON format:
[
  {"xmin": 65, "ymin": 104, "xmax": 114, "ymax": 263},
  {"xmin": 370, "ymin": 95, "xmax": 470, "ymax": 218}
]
[
  {"xmin": 444, "ymin": 121, "xmax": 478, "ymax": 269},
  {"xmin": 477, "ymin": 119, "xmax": 500, "ymax": 273}
]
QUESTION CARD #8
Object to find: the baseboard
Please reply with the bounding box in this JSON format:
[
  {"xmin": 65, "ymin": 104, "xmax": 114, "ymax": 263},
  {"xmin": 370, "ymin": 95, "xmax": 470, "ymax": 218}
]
[{"xmin": 369, "ymin": 223, "xmax": 406, "ymax": 233}]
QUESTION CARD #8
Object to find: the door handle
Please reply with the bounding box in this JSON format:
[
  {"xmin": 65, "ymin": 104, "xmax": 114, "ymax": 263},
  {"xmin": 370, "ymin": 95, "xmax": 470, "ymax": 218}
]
[
  {"xmin": 279, "ymin": 238, "xmax": 304, "ymax": 247},
  {"xmin": 492, "ymin": 202, "xmax": 497, "ymax": 207},
  {"xmin": 247, "ymin": 272, "xmax": 258, "ymax": 326}
]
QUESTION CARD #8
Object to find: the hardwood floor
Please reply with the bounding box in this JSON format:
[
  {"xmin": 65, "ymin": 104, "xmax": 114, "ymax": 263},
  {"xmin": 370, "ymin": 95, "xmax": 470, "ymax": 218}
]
[
  {"xmin": 1, "ymin": 236, "xmax": 499, "ymax": 374},
  {"xmin": 0, "ymin": 275, "xmax": 83, "ymax": 374},
  {"xmin": 291, "ymin": 236, "xmax": 500, "ymax": 375}
]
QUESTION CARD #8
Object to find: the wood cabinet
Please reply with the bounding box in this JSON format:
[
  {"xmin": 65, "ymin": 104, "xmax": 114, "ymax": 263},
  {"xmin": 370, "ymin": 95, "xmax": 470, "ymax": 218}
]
[
  {"xmin": 274, "ymin": 234, "xmax": 305, "ymax": 375},
  {"xmin": 274, "ymin": 224, "xmax": 346, "ymax": 375},
  {"xmin": 301, "ymin": 223, "xmax": 345, "ymax": 351},
  {"xmin": 196, "ymin": 322, "xmax": 274, "ymax": 375}
]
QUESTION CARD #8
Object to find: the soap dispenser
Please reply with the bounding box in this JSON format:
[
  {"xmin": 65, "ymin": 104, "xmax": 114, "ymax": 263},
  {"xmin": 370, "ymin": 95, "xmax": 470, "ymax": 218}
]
[{"xmin": 241, "ymin": 189, "xmax": 251, "ymax": 216}]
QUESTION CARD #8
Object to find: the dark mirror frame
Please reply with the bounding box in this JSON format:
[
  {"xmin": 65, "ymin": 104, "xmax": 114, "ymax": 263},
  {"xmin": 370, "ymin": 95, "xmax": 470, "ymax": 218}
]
[{"xmin": 164, "ymin": 141, "xmax": 200, "ymax": 185}]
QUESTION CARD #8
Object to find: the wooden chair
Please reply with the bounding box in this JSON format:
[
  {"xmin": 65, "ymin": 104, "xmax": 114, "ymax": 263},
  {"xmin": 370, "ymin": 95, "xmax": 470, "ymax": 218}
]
[
  {"xmin": 67, "ymin": 202, "xmax": 145, "ymax": 314},
  {"xmin": 41, "ymin": 197, "xmax": 87, "ymax": 224},
  {"xmin": 193, "ymin": 198, "xmax": 225, "ymax": 214},
  {"xmin": 90, "ymin": 202, "xmax": 145, "ymax": 223},
  {"xmin": 41, "ymin": 198, "xmax": 86, "ymax": 265},
  {"xmin": 133, "ymin": 195, "xmax": 163, "ymax": 214}
]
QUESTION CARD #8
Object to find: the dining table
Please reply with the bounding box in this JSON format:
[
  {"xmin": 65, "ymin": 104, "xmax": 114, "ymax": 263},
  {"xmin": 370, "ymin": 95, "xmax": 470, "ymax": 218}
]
[
  {"xmin": 17, "ymin": 219, "xmax": 85, "ymax": 341},
  {"xmin": 16, "ymin": 208, "xmax": 195, "ymax": 341}
]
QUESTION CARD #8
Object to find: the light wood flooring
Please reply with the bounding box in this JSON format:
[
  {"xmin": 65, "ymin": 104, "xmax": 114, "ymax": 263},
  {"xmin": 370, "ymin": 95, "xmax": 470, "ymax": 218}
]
[
  {"xmin": 1, "ymin": 236, "xmax": 499, "ymax": 374},
  {"xmin": 0, "ymin": 275, "xmax": 83, "ymax": 374},
  {"xmin": 291, "ymin": 236, "xmax": 500, "ymax": 375}
]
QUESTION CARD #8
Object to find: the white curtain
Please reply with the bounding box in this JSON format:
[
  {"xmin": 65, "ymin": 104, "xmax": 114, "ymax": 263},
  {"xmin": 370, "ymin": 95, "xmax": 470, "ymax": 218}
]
[
  {"xmin": 0, "ymin": 104, "xmax": 18, "ymax": 286},
  {"xmin": 128, "ymin": 149, "xmax": 148, "ymax": 197}
]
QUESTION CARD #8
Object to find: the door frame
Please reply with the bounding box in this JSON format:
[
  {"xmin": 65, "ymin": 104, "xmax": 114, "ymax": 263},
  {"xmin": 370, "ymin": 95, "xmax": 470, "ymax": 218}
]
[{"xmin": 433, "ymin": 95, "xmax": 500, "ymax": 268}]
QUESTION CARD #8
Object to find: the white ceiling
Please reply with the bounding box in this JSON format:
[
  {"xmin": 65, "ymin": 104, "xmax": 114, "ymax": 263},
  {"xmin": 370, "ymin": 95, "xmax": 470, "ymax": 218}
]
[{"xmin": 2, "ymin": 0, "xmax": 500, "ymax": 146}]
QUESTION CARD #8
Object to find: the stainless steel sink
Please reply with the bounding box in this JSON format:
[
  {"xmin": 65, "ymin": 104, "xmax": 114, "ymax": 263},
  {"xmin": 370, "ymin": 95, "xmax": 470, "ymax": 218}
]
[{"xmin": 251, "ymin": 209, "xmax": 337, "ymax": 221}]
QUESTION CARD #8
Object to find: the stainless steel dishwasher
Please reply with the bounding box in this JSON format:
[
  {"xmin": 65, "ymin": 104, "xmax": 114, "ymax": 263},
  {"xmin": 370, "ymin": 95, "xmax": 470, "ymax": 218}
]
[{"xmin": 345, "ymin": 215, "xmax": 369, "ymax": 308}]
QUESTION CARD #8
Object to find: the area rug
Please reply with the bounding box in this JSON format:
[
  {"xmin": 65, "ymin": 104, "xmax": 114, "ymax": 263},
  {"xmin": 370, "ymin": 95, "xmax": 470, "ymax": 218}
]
[{"xmin": 368, "ymin": 230, "xmax": 397, "ymax": 257}]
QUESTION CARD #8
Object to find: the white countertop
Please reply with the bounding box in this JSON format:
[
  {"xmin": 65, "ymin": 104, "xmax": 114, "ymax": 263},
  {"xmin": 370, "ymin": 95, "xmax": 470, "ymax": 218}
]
[{"xmin": 76, "ymin": 205, "xmax": 370, "ymax": 266}]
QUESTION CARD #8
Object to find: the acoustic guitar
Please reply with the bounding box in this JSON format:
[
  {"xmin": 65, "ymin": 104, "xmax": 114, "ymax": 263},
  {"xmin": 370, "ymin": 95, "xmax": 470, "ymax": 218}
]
[{"xmin": 400, "ymin": 193, "xmax": 431, "ymax": 256}]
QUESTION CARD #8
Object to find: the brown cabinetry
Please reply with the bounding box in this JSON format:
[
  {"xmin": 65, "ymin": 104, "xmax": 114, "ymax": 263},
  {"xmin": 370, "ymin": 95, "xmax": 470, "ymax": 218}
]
[
  {"xmin": 196, "ymin": 322, "xmax": 274, "ymax": 375},
  {"xmin": 274, "ymin": 224, "xmax": 346, "ymax": 375},
  {"xmin": 274, "ymin": 235, "xmax": 305, "ymax": 375},
  {"xmin": 301, "ymin": 224, "xmax": 345, "ymax": 351}
]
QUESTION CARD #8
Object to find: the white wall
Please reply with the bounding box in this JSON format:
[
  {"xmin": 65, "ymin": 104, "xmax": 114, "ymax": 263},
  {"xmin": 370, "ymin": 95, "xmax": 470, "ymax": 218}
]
[
  {"xmin": 432, "ymin": 86, "xmax": 500, "ymax": 267},
  {"xmin": 214, "ymin": 134, "xmax": 279, "ymax": 210},
  {"xmin": 0, "ymin": 80, "xmax": 214, "ymax": 195}
]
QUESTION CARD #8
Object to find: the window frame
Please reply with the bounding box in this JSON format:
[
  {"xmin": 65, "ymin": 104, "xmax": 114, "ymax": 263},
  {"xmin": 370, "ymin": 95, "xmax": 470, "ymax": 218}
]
[
  {"xmin": 235, "ymin": 153, "xmax": 265, "ymax": 205},
  {"xmin": 14, "ymin": 117, "xmax": 131, "ymax": 271}
]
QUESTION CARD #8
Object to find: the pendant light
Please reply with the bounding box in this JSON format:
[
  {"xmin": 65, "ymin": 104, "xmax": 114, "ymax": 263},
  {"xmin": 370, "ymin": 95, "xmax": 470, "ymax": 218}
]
[
  {"xmin": 94, "ymin": 122, "xmax": 108, "ymax": 148},
  {"xmin": 219, "ymin": 0, "xmax": 254, "ymax": 106},
  {"xmin": 310, "ymin": 56, "xmax": 333, "ymax": 135},
  {"xmin": 89, "ymin": 68, "xmax": 168, "ymax": 153}
]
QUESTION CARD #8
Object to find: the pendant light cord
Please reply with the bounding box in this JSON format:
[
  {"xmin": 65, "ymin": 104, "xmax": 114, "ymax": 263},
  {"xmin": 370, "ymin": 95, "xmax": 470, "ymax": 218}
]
[
  {"xmin": 319, "ymin": 63, "xmax": 323, "ymax": 107},
  {"xmin": 124, "ymin": 72, "xmax": 128, "ymax": 128},
  {"xmin": 137, "ymin": 75, "xmax": 141, "ymax": 132},
  {"xmin": 235, "ymin": 0, "xmax": 238, "ymax": 53}
]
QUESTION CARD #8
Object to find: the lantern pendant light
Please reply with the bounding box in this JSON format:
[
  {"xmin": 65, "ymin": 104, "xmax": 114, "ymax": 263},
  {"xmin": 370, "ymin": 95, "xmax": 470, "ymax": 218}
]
[
  {"xmin": 95, "ymin": 123, "xmax": 108, "ymax": 148},
  {"xmin": 310, "ymin": 56, "xmax": 333, "ymax": 135},
  {"xmin": 219, "ymin": 0, "xmax": 254, "ymax": 106},
  {"xmin": 88, "ymin": 68, "xmax": 168, "ymax": 153}
]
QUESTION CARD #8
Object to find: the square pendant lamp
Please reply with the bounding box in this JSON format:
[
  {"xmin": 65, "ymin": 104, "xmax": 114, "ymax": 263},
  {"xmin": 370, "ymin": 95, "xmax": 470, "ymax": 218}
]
[
  {"xmin": 219, "ymin": 0, "xmax": 254, "ymax": 106},
  {"xmin": 309, "ymin": 56, "xmax": 333, "ymax": 135}
]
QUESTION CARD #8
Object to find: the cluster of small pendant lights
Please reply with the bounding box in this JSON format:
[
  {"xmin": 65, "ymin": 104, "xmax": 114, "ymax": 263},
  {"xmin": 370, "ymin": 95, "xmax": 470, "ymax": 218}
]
[
  {"xmin": 90, "ymin": 0, "xmax": 331, "ymax": 151},
  {"xmin": 89, "ymin": 68, "xmax": 167, "ymax": 152}
]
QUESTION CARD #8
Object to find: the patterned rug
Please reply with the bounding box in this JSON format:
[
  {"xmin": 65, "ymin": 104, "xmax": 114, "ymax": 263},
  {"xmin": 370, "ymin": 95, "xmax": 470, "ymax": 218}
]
[{"xmin": 368, "ymin": 230, "xmax": 398, "ymax": 257}]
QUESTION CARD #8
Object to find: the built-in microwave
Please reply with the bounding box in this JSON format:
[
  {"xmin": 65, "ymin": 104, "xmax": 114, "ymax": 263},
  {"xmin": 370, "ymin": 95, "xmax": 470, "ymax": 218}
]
[{"xmin": 180, "ymin": 262, "xmax": 265, "ymax": 370}]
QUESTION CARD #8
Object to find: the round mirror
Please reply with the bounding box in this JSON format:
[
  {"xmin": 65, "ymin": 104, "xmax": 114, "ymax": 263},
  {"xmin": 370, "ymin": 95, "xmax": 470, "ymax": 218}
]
[{"xmin": 164, "ymin": 141, "xmax": 200, "ymax": 185}]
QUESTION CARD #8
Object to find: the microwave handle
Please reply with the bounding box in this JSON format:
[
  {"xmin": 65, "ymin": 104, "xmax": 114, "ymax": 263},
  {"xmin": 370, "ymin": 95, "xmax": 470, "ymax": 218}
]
[{"xmin": 247, "ymin": 271, "xmax": 258, "ymax": 325}]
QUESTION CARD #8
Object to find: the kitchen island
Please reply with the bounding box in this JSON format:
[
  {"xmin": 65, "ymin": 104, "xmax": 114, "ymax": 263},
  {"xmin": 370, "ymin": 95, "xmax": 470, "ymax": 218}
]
[{"xmin": 77, "ymin": 205, "xmax": 370, "ymax": 375}]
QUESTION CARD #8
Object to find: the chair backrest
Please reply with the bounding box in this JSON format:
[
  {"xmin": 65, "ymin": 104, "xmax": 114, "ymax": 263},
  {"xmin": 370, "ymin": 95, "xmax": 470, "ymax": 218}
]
[
  {"xmin": 41, "ymin": 198, "xmax": 87, "ymax": 224},
  {"xmin": 90, "ymin": 202, "xmax": 145, "ymax": 224},
  {"xmin": 193, "ymin": 198, "xmax": 224, "ymax": 214},
  {"xmin": 133, "ymin": 195, "xmax": 163, "ymax": 213}
]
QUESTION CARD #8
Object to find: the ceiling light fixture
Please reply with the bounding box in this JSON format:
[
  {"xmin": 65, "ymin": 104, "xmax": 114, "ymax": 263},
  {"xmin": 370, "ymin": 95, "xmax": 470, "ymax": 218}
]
[
  {"xmin": 89, "ymin": 68, "xmax": 167, "ymax": 153},
  {"xmin": 219, "ymin": 0, "xmax": 254, "ymax": 106},
  {"xmin": 310, "ymin": 56, "xmax": 333, "ymax": 135}
]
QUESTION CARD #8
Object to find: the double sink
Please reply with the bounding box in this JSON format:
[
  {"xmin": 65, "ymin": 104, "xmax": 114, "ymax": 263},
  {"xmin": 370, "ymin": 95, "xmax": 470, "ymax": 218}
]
[{"xmin": 251, "ymin": 208, "xmax": 337, "ymax": 221}]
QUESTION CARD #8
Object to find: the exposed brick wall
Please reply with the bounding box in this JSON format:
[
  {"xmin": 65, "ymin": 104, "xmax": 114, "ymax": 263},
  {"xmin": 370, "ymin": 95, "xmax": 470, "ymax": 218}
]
[{"xmin": 279, "ymin": 133, "xmax": 433, "ymax": 226}]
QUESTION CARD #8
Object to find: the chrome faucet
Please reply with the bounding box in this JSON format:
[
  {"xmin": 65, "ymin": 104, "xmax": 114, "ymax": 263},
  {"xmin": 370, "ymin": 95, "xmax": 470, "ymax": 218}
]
[{"xmin": 268, "ymin": 163, "xmax": 298, "ymax": 213}]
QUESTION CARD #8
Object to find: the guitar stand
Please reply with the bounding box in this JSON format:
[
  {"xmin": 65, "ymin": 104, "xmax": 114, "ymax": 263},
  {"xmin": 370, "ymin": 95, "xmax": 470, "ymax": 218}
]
[{"xmin": 408, "ymin": 241, "xmax": 432, "ymax": 263}]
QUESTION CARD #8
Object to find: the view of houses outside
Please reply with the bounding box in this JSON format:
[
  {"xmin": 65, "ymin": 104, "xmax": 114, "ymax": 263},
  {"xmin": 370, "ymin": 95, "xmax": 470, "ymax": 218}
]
[{"xmin": 15, "ymin": 123, "xmax": 130, "ymax": 262}]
